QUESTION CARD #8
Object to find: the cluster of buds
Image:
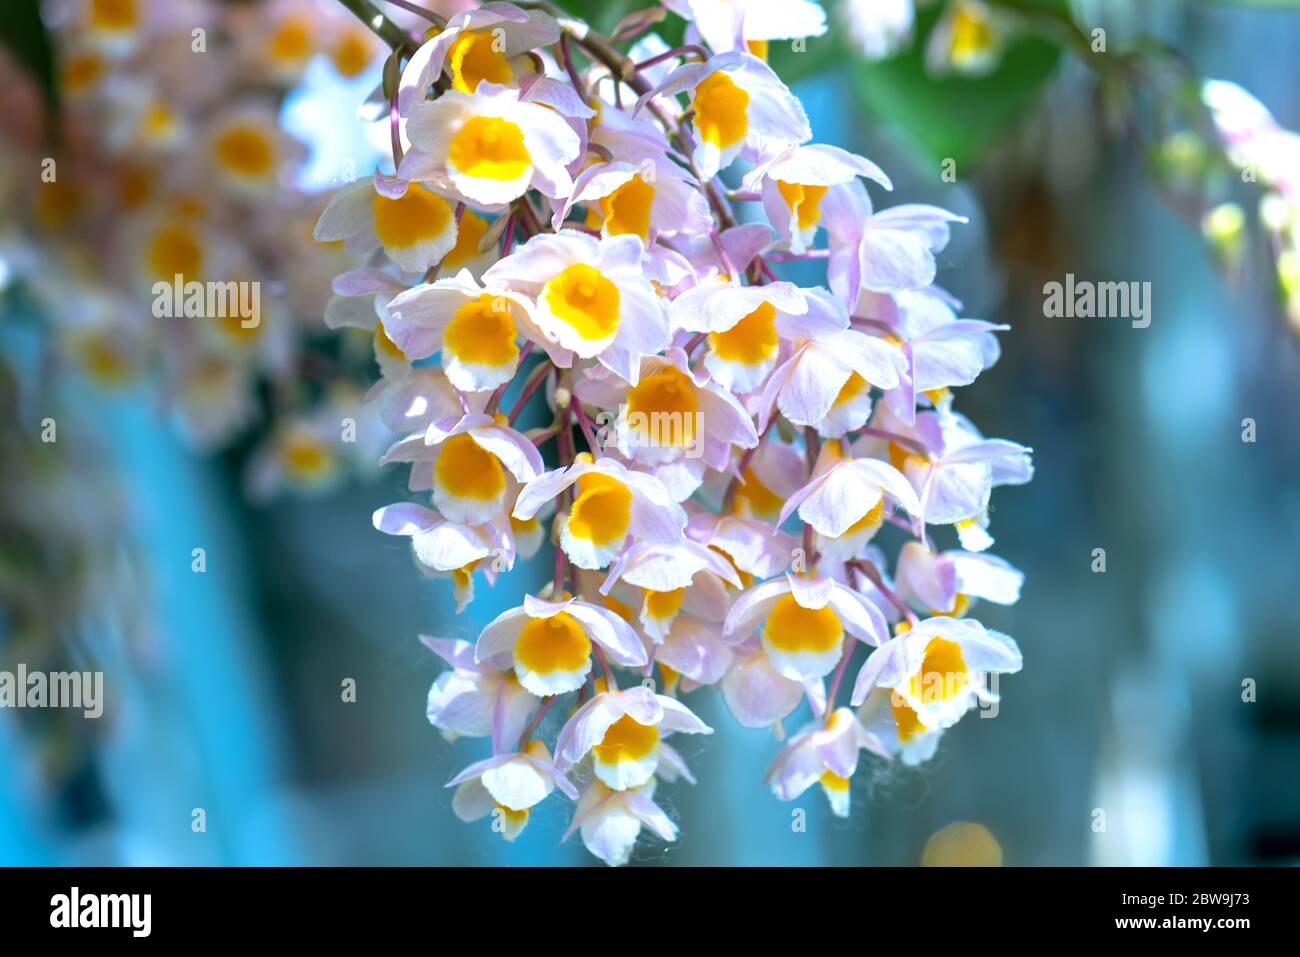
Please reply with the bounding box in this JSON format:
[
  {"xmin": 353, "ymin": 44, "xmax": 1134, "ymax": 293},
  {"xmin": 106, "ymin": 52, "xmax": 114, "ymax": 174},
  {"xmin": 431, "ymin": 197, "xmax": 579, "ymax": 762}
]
[
  {"xmin": 1202, "ymin": 79, "xmax": 1300, "ymax": 332},
  {"xmin": 0, "ymin": 0, "xmax": 389, "ymax": 494},
  {"xmin": 320, "ymin": 0, "xmax": 1032, "ymax": 865}
]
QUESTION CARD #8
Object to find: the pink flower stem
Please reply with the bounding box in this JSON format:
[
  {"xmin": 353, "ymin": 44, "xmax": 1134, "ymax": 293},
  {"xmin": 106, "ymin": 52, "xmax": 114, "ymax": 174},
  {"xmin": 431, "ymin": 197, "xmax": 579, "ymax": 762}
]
[
  {"xmin": 517, "ymin": 695, "xmax": 558, "ymax": 750},
  {"xmin": 853, "ymin": 559, "xmax": 917, "ymax": 625},
  {"xmin": 506, "ymin": 359, "xmax": 552, "ymax": 424},
  {"xmin": 634, "ymin": 45, "xmax": 711, "ymax": 71},
  {"xmin": 825, "ymin": 636, "xmax": 855, "ymax": 709}
]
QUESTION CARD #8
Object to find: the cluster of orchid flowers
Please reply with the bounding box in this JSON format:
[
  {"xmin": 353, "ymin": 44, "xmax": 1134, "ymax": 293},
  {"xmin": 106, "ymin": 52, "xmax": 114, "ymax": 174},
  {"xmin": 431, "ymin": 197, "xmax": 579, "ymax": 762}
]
[
  {"xmin": 317, "ymin": 0, "xmax": 1031, "ymax": 865},
  {"xmin": 0, "ymin": 0, "xmax": 392, "ymax": 496}
]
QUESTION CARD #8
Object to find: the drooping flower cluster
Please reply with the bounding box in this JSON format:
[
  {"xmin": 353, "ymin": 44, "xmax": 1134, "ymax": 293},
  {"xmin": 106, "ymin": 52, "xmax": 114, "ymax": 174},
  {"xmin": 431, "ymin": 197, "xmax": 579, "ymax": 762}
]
[
  {"xmin": 323, "ymin": 0, "xmax": 1032, "ymax": 866},
  {"xmin": 0, "ymin": 0, "xmax": 391, "ymax": 496}
]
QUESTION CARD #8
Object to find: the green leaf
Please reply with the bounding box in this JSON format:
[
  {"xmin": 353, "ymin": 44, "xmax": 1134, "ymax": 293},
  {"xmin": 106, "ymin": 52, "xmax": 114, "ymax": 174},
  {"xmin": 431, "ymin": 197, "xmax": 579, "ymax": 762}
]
[
  {"xmin": 851, "ymin": 4, "xmax": 1064, "ymax": 169},
  {"xmin": 0, "ymin": 0, "xmax": 57, "ymax": 129}
]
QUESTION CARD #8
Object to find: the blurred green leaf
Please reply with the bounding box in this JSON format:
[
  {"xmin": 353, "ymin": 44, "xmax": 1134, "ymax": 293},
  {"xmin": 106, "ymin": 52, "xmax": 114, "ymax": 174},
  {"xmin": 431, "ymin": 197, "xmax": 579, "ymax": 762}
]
[
  {"xmin": 0, "ymin": 0, "xmax": 57, "ymax": 127},
  {"xmin": 852, "ymin": 3, "xmax": 1064, "ymax": 169}
]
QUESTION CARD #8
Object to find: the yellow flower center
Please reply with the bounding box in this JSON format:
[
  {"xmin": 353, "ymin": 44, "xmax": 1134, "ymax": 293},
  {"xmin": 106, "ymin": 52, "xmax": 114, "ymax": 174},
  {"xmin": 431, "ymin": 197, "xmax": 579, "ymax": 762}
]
[
  {"xmin": 214, "ymin": 125, "xmax": 275, "ymax": 178},
  {"xmin": 891, "ymin": 697, "xmax": 926, "ymax": 743},
  {"xmin": 514, "ymin": 612, "xmax": 591, "ymax": 674},
  {"xmin": 593, "ymin": 714, "xmax": 660, "ymax": 763},
  {"xmin": 709, "ymin": 301, "xmax": 777, "ymax": 364},
  {"xmin": 371, "ymin": 184, "xmax": 453, "ymax": 249},
  {"xmin": 776, "ymin": 181, "xmax": 829, "ymax": 230},
  {"xmin": 280, "ymin": 432, "xmax": 333, "ymax": 479},
  {"xmin": 62, "ymin": 53, "xmax": 104, "ymax": 91},
  {"xmin": 693, "ymin": 71, "xmax": 749, "ymax": 149},
  {"xmin": 644, "ymin": 588, "xmax": 684, "ymax": 620},
  {"xmin": 448, "ymin": 116, "xmax": 531, "ymax": 181},
  {"xmin": 543, "ymin": 263, "xmax": 621, "ymax": 343},
  {"xmin": 907, "ymin": 637, "xmax": 969, "ymax": 705},
  {"xmin": 268, "ymin": 16, "xmax": 312, "ymax": 62},
  {"xmin": 147, "ymin": 224, "xmax": 204, "ymax": 280},
  {"xmin": 90, "ymin": 0, "xmax": 136, "ymax": 31},
  {"xmin": 624, "ymin": 366, "xmax": 697, "ymax": 447},
  {"xmin": 832, "ymin": 372, "xmax": 871, "ymax": 409},
  {"xmin": 763, "ymin": 595, "xmax": 843, "ymax": 655},
  {"xmin": 440, "ymin": 210, "xmax": 490, "ymax": 270},
  {"xmin": 448, "ymin": 30, "xmax": 513, "ymax": 93},
  {"xmin": 443, "ymin": 294, "xmax": 519, "ymax": 367},
  {"xmin": 568, "ymin": 472, "xmax": 632, "ymax": 545},
  {"xmin": 434, "ymin": 434, "xmax": 506, "ymax": 501},
  {"xmin": 598, "ymin": 176, "xmax": 655, "ymax": 240},
  {"xmin": 332, "ymin": 30, "xmax": 373, "ymax": 77},
  {"xmin": 733, "ymin": 465, "xmax": 782, "ymax": 517}
]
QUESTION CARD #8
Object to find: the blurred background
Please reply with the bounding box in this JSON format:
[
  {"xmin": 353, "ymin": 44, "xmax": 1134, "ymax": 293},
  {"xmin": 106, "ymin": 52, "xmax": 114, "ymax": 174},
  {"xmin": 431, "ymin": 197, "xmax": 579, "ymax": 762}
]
[{"xmin": 1, "ymin": 0, "xmax": 1298, "ymax": 865}]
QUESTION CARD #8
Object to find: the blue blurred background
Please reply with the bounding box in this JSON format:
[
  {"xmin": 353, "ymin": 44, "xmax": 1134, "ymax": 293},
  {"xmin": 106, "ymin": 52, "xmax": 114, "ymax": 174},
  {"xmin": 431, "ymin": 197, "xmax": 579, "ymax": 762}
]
[{"xmin": 2, "ymin": 0, "xmax": 1299, "ymax": 865}]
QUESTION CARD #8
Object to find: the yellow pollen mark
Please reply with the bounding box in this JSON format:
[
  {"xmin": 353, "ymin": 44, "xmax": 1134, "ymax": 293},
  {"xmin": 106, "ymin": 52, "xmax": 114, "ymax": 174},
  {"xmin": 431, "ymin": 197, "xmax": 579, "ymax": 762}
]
[
  {"xmin": 710, "ymin": 301, "xmax": 777, "ymax": 365},
  {"xmin": 658, "ymin": 662, "xmax": 680, "ymax": 690},
  {"xmin": 496, "ymin": 804, "xmax": 529, "ymax": 826},
  {"xmin": 746, "ymin": 39, "xmax": 769, "ymax": 60},
  {"xmin": 625, "ymin": 366, "xmax": 697, "ymax": 446},
  {"xmin": 90, "ymin": 0, "xmax": 136, "ymax": 30},
  {"xmin": 710, "ymin": 545, "xmax": 753, "ymax": 589},
  {"xmin": 511, "ymin": 514, "xmax": 539, "ymax": 535},
  {"xmin": 280, "ymin": 431, "xmax": 333, "ymax": 478},
  {"xmin": 692, "ymin": 71, "xmax": 749, "ymax": 149},
  {"xmin": 894, "ymin": 619, "xmax": 914, "ymax": 636},
  {"xmin": 776, "ymin": 181, "xmax": 830, "ymax": 230},
  {"xmin": 448, "ymin": 116, "xmax": 530, "ymax": 181},
  {"xmin": 440, "ymin": 210, "xmax": 490, "ymax": 270},
  {"xmin": 514, "ymin": 612, "xmax": 591, "ymax": 674},
  {"xmin": 268, "ymin": 16, "xmax": 312, "ymax": 62},
  {"xmin": 907, "ymin": 637, "xmax": 969, "ymax": 704},
  {"xmin": 443, "ymin": 294, "xmax": 519, "ymax": 367},
  {"xmin": 842, "ymin": 497, "xmax": 885, "ymax": 536},
  {"xmin": 819, "ymin": 769, "xmax": 850, "ymax": 792},
  {"xmin": 568, "ymin": 475, "xmax": 632, "ymax": 546},
  {"xmin": 147, "ymin": 224, "xmax": 204, "ymax": 280},
  {"xmin": 949, "ymin": 3, "xmax": 996, "ymax": 64},
  {"xmin": 447, "ymin": 30, "xmax": 513, "ymax": 93},
  {"xmin": 331, "ymin": 30, "xmax": 373, "ymax": 77},
  {"xmin": 763, "ymin": 595, "xmax": 843, "ymax": 654},
  {"xmin": 891, "ymin": 697, "xmax": 926, "ymax": 743},
  {"xmin": 601, "ymin": 594, "xmax": 636, "ymax": 623},
  {"xmin": 543, "ymin": 263, "xmax": 621, "ymax": 342},
  {"xmin": 598, "ymin": 176, "xmax": 655, "ymax": 240},
  {"xmin": 644, "ymin": 588, "xmax": 684, "ymax": 620},
  {"xmin": 832, "ymin": 372, "xmax": 871, "ymax": 409},
  {"xmin": 434, "ymin": 434, "xmax": 506, "ymax": 501},
  {"xmin": 76, "ymin": 333, "xmax": 133, "ymax": 386},
  {"xmin": 931, "ymin": 593, "xmax": 972, "ymax": 618},
  {"xmin": 593, "ymin": 714, "xmax": 659, "ymax": 763},
  {"xmin": 888, "ymin": 441, "xmax": 928, "ymax": 474},
  {"xmin": 375, "ymin": 322, "xmax": 406, "ymax": 360},
  {"xmin": 214, "ymin": 125, "xmax": 275, "ymax": 178},
  {"xmin": 62, "ymin": 53, "xmax": 103, "ymax": 90},
  {"xmin": 371, "ymin": 184, "xmax": 453, "ymax": 250},
  {"xmin": 734, "ymin": 465, "xmax": 782, "ymax": 517},
  {"xmin": 923, "ymin": 387, "xmax": 950, "ymax": 406}
]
